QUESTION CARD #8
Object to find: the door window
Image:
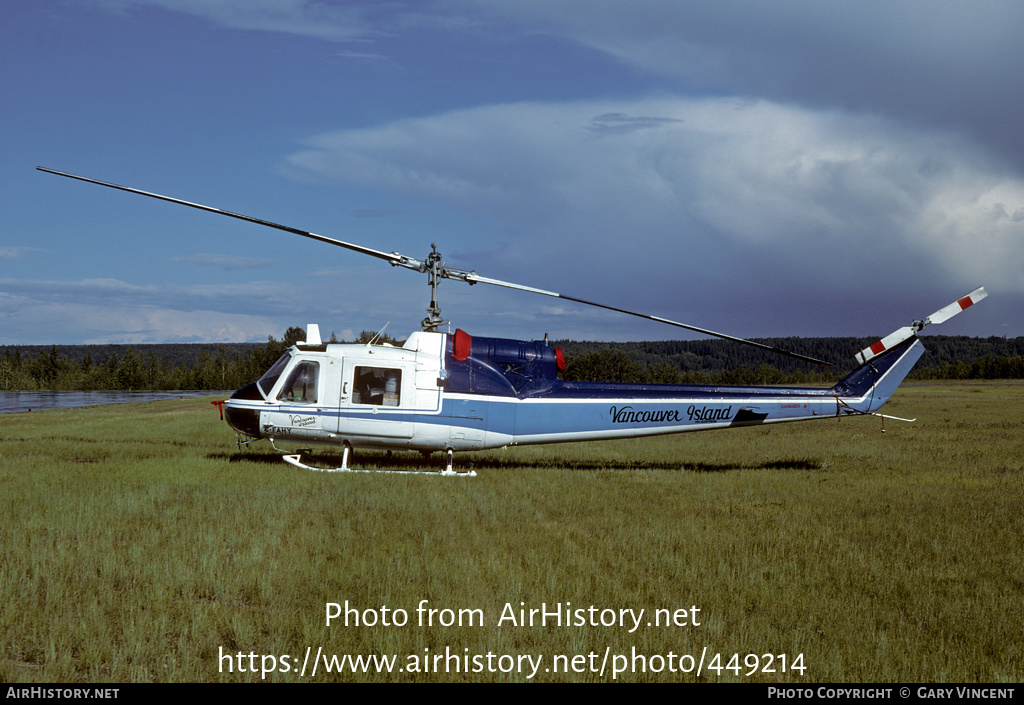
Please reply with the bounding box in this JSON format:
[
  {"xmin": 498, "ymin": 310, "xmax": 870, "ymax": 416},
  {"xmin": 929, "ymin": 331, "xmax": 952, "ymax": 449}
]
[{"xmin": 352, "ymin": 367, "xmax": 402, "ymax": 406}]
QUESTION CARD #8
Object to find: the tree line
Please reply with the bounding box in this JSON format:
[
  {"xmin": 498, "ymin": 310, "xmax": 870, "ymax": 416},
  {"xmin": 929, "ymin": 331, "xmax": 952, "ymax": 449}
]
[
  {"xmin": 2, "ymin": 330, "xmax": 1022, "ymax": 392},
  {"xmin": 556, "ymin": 335, "xmax": 1024, "ymax": 384},
  {"xmin": 0, "ymin": 328, "xmax": 314, "ymax": 392}
]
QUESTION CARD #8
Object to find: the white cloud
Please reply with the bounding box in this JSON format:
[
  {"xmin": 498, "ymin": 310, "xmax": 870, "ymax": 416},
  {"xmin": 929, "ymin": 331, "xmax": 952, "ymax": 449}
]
[
  {"xmin": 96, "ymin": 0, "xmax": 381, "ymax": 41},
  {"xmin": 0, "ymin": 247, "xmax": 43, "ymax": 259},
  {"xmin": 0, "ymin": 272, "xmax": 428, "ymax": 344},
  {"xmin": 172, "ymin": 253, "xmax": 274, "ymax": 270},
  {"xmin": 0, "ymin": 278, "xmax": 285, "ymax": 344},
  {"xmin": 285, "ymin": 97, "xmax": 1024, "ymax": 314}
]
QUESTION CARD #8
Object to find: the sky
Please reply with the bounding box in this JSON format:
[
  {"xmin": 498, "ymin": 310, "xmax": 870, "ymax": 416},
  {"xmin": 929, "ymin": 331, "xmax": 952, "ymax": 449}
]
[{"xmin": 3, "ymin": 1, "xmax": 1023, "ymax": 349}]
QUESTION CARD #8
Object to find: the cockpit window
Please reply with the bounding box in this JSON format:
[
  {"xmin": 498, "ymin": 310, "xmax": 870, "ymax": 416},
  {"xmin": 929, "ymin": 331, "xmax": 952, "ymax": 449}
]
[
  {"xmin": 257, "ymin": 353, "xmax": 292, "ymax": 398},
  {"xmin": 278, "ymin": 361, "xmax": 320, "ymax": 404}
]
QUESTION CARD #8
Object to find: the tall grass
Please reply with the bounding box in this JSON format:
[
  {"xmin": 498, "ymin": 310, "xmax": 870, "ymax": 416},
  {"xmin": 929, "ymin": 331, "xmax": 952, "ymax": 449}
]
[{"xmin": 1, "ymin": 384, "xmax": 1021, "ymax": 682}]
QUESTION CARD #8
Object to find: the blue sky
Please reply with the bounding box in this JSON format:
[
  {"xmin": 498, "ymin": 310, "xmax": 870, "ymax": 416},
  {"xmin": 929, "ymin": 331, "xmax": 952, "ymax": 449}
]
[{"xmin": 3, "ymin": 1, "xmax": 1022, "ymax": 347}]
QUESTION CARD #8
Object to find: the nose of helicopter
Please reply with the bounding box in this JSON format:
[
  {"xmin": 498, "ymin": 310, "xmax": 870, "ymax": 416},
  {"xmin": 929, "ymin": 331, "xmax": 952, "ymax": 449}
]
[{"xmin": 223, "ymin": 382, "xmax": 263, "ymax": 438}]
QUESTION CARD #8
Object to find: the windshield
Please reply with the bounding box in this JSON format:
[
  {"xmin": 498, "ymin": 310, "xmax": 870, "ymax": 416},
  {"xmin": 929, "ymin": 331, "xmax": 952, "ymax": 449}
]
[{"xmin": 257, "ymin": 352, "xmax": 292, "ymax": 399}]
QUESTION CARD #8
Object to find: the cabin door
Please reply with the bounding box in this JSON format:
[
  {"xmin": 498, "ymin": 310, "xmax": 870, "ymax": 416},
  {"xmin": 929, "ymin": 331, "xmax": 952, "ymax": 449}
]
[{"xmin": 336, "ymin": 359, "xmax": 414, "ymax": 440}]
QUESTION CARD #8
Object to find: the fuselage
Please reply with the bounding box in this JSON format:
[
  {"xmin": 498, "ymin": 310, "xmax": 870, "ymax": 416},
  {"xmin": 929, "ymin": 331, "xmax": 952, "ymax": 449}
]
[{"xmin": 222, "ymin": 328, "xmax": 925, "ymax": 453}]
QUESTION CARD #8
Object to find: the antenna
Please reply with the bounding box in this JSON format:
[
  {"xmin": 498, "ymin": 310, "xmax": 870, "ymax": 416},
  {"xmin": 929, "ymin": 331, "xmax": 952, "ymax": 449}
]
[{"xmin": 367, "ymin": 322, "xmax": 390, "ymax": 347}]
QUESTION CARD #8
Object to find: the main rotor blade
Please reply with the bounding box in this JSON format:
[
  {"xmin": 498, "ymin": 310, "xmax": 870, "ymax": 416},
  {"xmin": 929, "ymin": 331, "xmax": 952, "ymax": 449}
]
[
  {"xmin": 36, "ymin": 167, "xmax": 416, "ymax": 269},
  {"xmin": 38, "ymin": 166, "xmax": 830, "ymax": 366},
  {"xmin": 460, "ymin": 272, "xmax": 832, "ymax": 367}
]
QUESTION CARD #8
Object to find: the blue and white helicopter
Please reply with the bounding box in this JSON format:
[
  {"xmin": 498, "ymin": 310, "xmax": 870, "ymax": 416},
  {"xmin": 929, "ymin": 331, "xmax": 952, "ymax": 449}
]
[{"xmin": 38, "ymin": 167, "xmax": 987, "ymax": 476}]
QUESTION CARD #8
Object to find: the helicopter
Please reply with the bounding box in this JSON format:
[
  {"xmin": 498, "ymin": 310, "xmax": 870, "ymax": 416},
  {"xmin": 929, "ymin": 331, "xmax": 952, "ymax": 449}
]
[{"xmin": 37, "ymin": 167, "xmax": 987, "ymax": 476}]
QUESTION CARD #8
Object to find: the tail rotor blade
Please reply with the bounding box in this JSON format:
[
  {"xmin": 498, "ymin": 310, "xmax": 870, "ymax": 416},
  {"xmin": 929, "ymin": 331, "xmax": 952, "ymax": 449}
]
[
  {"xmin": 923, "ymin": 286, "xmax": 987, "ymax": 326},
  {"xmin": 855, "ymin": 287, "xmax": 988, "ymax": 365}
]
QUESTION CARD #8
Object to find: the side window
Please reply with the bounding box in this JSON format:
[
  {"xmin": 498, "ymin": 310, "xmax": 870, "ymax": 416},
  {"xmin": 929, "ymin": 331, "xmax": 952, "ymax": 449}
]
[
  {"xmin": 278, "ymin": 361, "xmax": 319, "ymax": 403},
  {"xmin": 353, "ymin": 367, "xmax": 402, "ymax": 406}
]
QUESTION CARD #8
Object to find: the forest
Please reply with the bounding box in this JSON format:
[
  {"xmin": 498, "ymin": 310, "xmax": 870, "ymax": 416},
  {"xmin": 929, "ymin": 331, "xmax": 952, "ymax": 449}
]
[
  {"xmin": 558, "ymin": 335, "xmax": 1024, "ymax": 384},
  {"xmin": 2, "ymin": 328, "xmax": 1023, "ymax": 392}
]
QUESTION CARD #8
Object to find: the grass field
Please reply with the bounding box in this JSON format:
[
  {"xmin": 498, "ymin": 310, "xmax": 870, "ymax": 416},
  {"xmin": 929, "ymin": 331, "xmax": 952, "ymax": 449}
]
[{"xmin": 1, "ymin": 384, "xmax": 1021, "ymax": 683}]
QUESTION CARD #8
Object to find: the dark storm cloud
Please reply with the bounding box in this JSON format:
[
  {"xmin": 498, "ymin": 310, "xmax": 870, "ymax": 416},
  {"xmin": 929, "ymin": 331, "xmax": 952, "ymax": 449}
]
[{"xmin": 474, "ymin": 1, "xmax": 1024, "ymax": 171}]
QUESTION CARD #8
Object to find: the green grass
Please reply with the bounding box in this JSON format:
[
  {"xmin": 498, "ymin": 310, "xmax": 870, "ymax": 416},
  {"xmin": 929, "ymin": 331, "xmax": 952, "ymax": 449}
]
[{"xmin": 1, "ymin": 385, "xmax": 1021, "ymax": 682}]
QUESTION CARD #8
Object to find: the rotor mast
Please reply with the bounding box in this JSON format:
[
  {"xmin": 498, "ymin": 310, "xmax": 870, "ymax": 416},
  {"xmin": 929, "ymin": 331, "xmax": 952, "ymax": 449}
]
[{"xmin": 421, "ymin": 244, "xmax": 446, "ymax": 331}]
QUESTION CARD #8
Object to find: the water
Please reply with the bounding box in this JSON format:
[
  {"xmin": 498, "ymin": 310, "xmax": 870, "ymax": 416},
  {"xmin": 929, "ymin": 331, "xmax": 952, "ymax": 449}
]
[{"xmin": 0, "ymin": 390, "xmax": 229, "ymax": 414}]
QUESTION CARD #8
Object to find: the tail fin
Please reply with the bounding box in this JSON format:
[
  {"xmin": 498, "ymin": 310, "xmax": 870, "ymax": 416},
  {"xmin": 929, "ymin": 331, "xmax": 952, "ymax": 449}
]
[{"xmin": 833, "ymin": 338, "xmax": 925, "ymax": 412}]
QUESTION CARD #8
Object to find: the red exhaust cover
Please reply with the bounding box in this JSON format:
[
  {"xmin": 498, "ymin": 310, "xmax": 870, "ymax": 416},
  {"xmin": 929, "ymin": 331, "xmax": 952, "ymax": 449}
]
[{"xmin": 454, "ymin": 329, "xmax": 471, "ymax": 361}]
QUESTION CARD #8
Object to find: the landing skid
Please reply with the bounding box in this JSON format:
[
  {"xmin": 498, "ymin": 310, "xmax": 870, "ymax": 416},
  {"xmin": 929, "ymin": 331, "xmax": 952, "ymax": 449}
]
[
  {"xmin": 835, "ymin": 397, "xmax": 916, "ymax": 423},
  {"xmin": 281, "ymin": 448, "xmax": 476, "ymax": 477}
]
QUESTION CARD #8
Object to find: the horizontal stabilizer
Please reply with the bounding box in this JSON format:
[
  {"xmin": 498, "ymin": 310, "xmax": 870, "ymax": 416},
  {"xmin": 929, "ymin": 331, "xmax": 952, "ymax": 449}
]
[{"xmin": 855, "ymin": 287, "xmax": 987, "ymax": 365}]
